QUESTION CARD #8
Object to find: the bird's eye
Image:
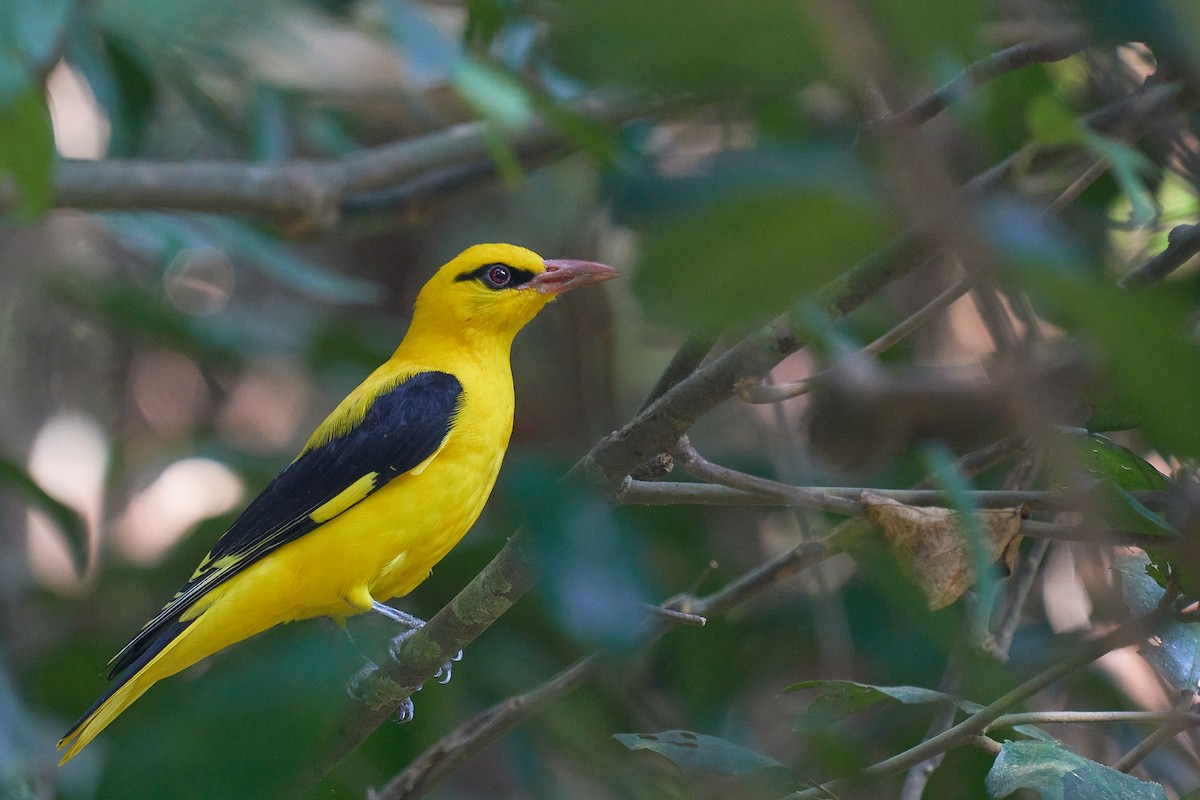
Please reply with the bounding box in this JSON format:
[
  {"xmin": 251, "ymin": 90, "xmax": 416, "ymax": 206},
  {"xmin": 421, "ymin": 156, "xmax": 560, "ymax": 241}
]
[{"xmin": 484, "ymin": 264, "xmax": 512, "ymax": 289}]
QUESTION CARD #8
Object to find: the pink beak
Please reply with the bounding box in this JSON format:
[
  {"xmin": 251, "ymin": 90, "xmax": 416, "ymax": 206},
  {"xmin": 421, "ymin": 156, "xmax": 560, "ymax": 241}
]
[{"xmin": 532, "ymin": 259, "xmax": 620, "ymax": 296}]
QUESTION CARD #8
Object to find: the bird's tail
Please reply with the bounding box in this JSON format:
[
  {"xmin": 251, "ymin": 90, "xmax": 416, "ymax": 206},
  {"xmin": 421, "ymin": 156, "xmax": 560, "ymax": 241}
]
[{"xmin": 57, "ymin": 618, "xmax": 195, "ymax": 765}]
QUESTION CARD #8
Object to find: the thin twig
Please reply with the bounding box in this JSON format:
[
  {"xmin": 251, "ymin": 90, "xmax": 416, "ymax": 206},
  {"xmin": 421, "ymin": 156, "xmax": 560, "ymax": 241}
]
[
  {"xmin": 990, "ymin": 538, "xmax": 1051, "ymax": 657},
  {"xmin": 993, "ymin": 709, "xmax": 1200, "ymax": 728},
  {"xmin": 371, "ymin": 536, "xmax": 839, "ymax": 799},
  {"xmin": 887, "ymin": 30, "xmax": 1088, "ymax": 128},
  {"xmin": 616, "ymin": 479, "xmax": 1168, "ymax": 514},
  {"xmin": 1119, "ymin": 223, "xmax": 1200, "ymax": 291},
  {"xmin": 1112, "ymin": 692, "xmax": 1198, "ymax": 773},
  {"xmin": 675, "ymin": 438, "xmax": 861, "ymax": 515},
  {"xmin": 788, "ymin": 607, "xmax": 1173, "ymax": 798},
  {"xmin": 737, "ymin": 277, "xmax": 972, "ymax": 404},
  {"xmin": 371, "ymin": 656, "xmax": 599, "ymax": 800}
]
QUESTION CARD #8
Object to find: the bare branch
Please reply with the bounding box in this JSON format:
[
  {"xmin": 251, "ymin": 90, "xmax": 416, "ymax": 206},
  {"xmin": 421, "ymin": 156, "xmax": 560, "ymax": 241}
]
[
  {"xmin": 737, "ymin": 276, "xmax": 972, "ymax": 404},
  {"xmin": 617, "ymin": 479, "xmax": 1168, "ymax": 516},
  {"xmin": 10, "ymin": 93, "xmax": 655, "ymax": 228},
  {"xmin": 1112, "ymin": 692, "xmax": 1199, "ymax": 773},
  {"xmin": 371, "ymin": 656, "xmax": 598, "ymax": 800},
  {"xmin": 888, "ymin": 30, "xmax": 1089, "ymax": 128},
  {"xmin": 1119, "ymin": 223, "xmax": 1200, "ymax": 291}
]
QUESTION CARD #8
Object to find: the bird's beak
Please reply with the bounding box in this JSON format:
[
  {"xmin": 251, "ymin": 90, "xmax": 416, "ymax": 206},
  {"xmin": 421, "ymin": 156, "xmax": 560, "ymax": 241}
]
[{"xmin": 533, "ymin": 259, "xmax": 619, "ymax": 295}]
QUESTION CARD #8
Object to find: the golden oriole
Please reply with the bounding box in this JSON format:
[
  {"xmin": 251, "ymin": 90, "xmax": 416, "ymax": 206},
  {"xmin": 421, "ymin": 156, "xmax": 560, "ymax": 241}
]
[{"xmin": 58, "ymin": 243, "xmax": 617, "ymax": 763}]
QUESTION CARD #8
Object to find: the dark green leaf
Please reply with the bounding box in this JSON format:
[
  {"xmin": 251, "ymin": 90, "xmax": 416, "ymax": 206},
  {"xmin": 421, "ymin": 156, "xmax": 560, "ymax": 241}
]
[
  {"xmin": 613, "ymin": 730, "xmax": 784, "ymax": 777},
  {"xmin": 0, "ymin": 458, "xmax": 87, "ymax": 576},
  {"xmin": 1027, "ymin": 94, "xmax": 1085, "ymax": 147},
  {"xmin": 452, "ymin": 57, "xmax": 534, "ymax": 131},
  {"xmin": 506, "ymin": 458, "xmax": 649, "ymax": 650},
  {"xmin": 1084, "ymin": 133, "xmax": 1160, "ymax": 227},
  {"xmin": 985, "ymin": 739, "xmax": 1167, "ymax": 800},
  {"xmin": 1016, "ymin": 271, "xmax": 1200, "ymax": 460},
  {"xmin": 632, "ymin": 163, "xmax": 897, "ymax": 330},
  {"xmin": 0, "ymin": 87, "xmax": 55, "ymax": 216},
  {"xmin": 1049, "ymin": 430, "xmax": 1175, "ymax": 537},
  {"xmin": 66, "ymin": 31, "xmax": 156, "ymax": 157},
  {"xmin": 786, "ymin": 679, "xmax": 978, "ymax": 726},
  {"xmin": 865, "ymin": 0, "xmax": 983, "ymax": 71},
  {"xmin": 1116, "ymin": 552, "xmax": 1200, "ymax": 693},
  {"xmin": 547, "ymin": 0, "xmax": 821, "ymax": 96},
  {"xmin": 0, "ymin": 0, "xmax": 76, "ymax": 103},
  {"xmin": 198, "ymin": 218, "xmax": 383, "ymax": 304},
  {"xmin": 464, "ymin": 0, "xmax": 510, "ymax": 49}
]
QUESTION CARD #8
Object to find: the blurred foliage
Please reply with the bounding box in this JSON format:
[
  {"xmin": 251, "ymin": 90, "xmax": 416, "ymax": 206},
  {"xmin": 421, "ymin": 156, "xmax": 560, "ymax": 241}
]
[{"xmin": 2, "ymin": 0, "xmax": 1200, "ymax": 798}]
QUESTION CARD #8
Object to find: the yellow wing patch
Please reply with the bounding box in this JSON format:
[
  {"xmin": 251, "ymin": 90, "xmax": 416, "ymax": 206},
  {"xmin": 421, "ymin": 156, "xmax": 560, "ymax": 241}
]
[{"xmin": 310, "ymin": 472, "xmax": 379, "ymax": 523}]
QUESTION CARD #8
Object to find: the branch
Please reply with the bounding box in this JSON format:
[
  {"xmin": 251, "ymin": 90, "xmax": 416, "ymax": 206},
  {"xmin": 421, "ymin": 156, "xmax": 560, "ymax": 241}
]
[
  {"xmin": 295, "ymin": 530, "xmax": 536, "ymax": 790},
  {"xmin": 371, "ymin": 656, "xmax": 598, "ymax": 800},
  {"xmin": 13, "ymin": 93, "xmax": 655, "ymax": 228},
  {"xmin": 574, "ymin": 235, "xmax": 930, "ymax": 487},
  {"xmin": 991, "ymin": 709, "xmax": 1200, "ymax": 728},
  {"xmin": 1119, "ymin": 223, "xmax": 1200, "ymax": 291},
  {"xmin": 737, "ymin": 276, "xmax": 972, "ymax": 404},
  {"xmin": 788, "ymin": 607, "xmax": 1173, "ymax": 798},
  {"xmin": 370, "ymin": 532, "xmax": 840, "ymax": 800},
  {"xmin": 616, "ymin": 479, "xmax": 1168, "ymax": 514},
  {"xmin": 1112, "ymin": 692, "xmax": 1199, "ymax": 773},
  {"xmin": 887, "ymin": 30, "xmax": 1088, "ymax": 128}
]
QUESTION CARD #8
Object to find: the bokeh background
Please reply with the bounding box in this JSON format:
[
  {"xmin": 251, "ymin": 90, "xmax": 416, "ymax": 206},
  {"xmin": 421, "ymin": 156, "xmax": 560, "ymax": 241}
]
[{"xmin": 4, "ymin": 0, "xmax": 1200, "ymax": 798}]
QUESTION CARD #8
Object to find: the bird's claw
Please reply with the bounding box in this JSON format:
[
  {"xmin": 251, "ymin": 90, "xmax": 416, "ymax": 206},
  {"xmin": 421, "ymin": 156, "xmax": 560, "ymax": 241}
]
[
  {"xmin": 390, "ymin": 630, "xmax": 463, "ymax": 687},
  {"xmin": 432, "ymin": 651, "xmax": 463, "ymax": 684},
  {"xmin": 346, "ymin": 661, "xmax": 378, "ymax": 702},
  {"xmin": 393, "ymin": 696, "xmax": 415, "ymax": 725}
]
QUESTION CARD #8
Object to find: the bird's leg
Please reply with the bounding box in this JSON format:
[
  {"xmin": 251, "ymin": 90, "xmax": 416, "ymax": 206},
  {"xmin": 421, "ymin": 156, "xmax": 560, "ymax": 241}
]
[
  {"xmin": 370, "ymin": 600, "xmax": 426, "ymax": 631},
  {"xmin": 373, "ymin": 601, "xmax": 464, "ymax": 686}
]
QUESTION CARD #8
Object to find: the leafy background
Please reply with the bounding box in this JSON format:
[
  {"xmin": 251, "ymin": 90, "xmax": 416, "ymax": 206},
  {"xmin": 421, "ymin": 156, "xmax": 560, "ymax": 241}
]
[{"xmin": 2, "ymin": 0, "xmax": 1200, "ymax": 799}]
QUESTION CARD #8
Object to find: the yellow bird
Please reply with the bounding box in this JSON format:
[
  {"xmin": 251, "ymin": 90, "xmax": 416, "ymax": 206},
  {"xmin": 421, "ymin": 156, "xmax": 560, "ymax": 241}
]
[{"xmin": 58, "ymin": 243, "xmax": 617, "ymax": 764}]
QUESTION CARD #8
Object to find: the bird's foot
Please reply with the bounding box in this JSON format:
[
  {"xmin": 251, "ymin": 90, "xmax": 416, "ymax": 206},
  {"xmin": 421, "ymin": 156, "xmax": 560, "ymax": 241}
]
[
  {"xmin": 388, "ymin": 627, "xmax": 464, "ymax": 686},
  {"xmin": 346, "ymin": 660, "xmax": 379, "ymax": 703},
  {"xmin": 346, "ymin": 658, "xmax": 421, "ymax": 725},
  {"xmin": 394, "ymin": 696, "xmax": 416, "ymax": 724}
]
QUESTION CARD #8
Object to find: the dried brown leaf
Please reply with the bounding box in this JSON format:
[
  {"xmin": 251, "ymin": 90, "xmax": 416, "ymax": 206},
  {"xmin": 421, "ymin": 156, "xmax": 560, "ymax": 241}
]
[{"xmin": 862, "ymin": 492, "xmax": 1024, "ymax": 610}]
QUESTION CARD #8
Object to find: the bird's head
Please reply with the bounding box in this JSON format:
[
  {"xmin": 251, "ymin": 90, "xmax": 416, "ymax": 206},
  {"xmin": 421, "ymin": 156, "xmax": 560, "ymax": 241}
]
[{"xmin": 411, "ymin": 243, "xmax": 618, "ymax": 342}]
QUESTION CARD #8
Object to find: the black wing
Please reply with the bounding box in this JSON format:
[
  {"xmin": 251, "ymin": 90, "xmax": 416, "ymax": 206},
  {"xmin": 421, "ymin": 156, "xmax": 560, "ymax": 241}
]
[{"xmin": 107, "ymin": 370, "xmax": 463, "ymax": 678}]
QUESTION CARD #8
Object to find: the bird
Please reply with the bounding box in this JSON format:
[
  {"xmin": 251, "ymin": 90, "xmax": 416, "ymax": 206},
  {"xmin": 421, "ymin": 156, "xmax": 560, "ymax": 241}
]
[{"xmin": 57, "ymin": 242, "xmax": 618, "ymax": 764}]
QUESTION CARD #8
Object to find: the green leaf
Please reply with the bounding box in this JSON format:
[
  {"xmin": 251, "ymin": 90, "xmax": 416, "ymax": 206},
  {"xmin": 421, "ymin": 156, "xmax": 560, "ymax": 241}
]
[
  {"xmin": 1116, "ymin": 551, "xmax": 1200, "ymax": 693},
  {"xmin": 612, "ymin": 730, "xmax": 784, "ymax": 777},
  {"xmin": 1016, "ymin": 271, "xmax": 1200, "ymax": 460},
  {"xmin": 0, "ymin": 0, "xmax": 76, "ymax": 103},
  {"xmin": 985, "ymin": 740, "xmax": 1167, "ymax": 800},
  {"xmin": 785, "ymin": 680, "xmax": 979, "ymax": 726},
  {"xmin": 1084, "ymin": 132, "xmax": 1160, "ymax": 227},
  {"xmin": 197, "ymin": 217, "xmax": 383, "ymax": 304},
  {"xmin": 505, "ymin": 457, "xmax": 649, "ymax": 650},
  {"xmin": 464, "ymin": 0, "xmax": 510, "ymax": 49},
  {"xmin": 0, "ymin": 457, "xmax": 87, "ymax": 576},
  {"xmin": 864, "ymin": 0, "xmax": 983, "ymax": 72},
  {"xmin": 1027, "ymin": 95, "xmax": 1085, "ymax": 147},
  {"xmin": 452, "ymin": 57, "xmax": 534, "ymax": 131},
  {"xmin": 632, "ymin": 174, "xmax": 897, "ymax": 330},
  {"xmin": 0, "ymin": 87, "xmax": 55, "ymax": 216},
  {"xmin": 547, "ymin": 0, "xmax": 821, "ymax": 97},
  {"xmin": 1048, "ymin": 430, "xmax": 1176, "ymax": 538},
  {"xmin": 1068, "ymin": 432, "xmax": 1170, "ymax": 492}
]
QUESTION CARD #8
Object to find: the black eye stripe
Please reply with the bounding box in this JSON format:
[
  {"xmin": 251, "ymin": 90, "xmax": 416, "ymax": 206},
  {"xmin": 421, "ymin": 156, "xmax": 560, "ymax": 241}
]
[{"xmin": 453, "ymin": 262, "xmax": 537, "ymax": 289}]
